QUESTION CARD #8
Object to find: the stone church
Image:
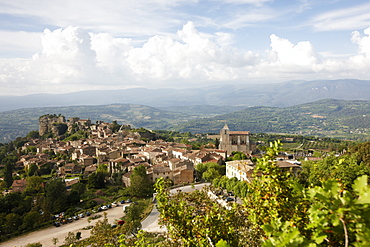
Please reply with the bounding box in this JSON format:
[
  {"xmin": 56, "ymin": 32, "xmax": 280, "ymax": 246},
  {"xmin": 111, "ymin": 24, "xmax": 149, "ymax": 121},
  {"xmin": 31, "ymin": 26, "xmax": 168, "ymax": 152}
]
[{"xmin": 218, "ymin": 124, "xmax": 251, "ymax": 156}]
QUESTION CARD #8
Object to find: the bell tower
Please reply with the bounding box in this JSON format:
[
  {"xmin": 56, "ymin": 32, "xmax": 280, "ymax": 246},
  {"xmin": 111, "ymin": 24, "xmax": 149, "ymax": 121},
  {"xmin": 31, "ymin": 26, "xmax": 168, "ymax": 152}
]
[{"xmin": 219, "ymin": 124, "xmax": 230, "ymax": 152}]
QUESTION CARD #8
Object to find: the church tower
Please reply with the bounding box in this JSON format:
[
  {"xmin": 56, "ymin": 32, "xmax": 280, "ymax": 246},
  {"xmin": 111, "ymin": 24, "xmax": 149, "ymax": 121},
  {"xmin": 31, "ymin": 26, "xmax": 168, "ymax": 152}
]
[
  {"xmin": 218, "ymin": 124, "xmax": 251, "ymax": 156},
  {"xmin": 219, "ymin": 124, "xmax": 230, "ymax": 152}
]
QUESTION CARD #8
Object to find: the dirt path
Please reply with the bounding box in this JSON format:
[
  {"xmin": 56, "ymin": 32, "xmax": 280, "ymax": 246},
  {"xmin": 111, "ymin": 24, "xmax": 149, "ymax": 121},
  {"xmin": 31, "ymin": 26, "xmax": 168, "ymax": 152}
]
[{"xmin": 2, "ymin": 205, "xmax": 125, "ymax": 247}]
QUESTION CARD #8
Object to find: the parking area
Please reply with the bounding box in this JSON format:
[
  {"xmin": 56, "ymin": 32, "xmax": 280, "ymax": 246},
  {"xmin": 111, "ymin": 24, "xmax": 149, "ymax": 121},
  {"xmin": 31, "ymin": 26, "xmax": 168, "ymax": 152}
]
[{"xmin": 2, "ymin": 204, "xmax": 126, "ymax": 247}]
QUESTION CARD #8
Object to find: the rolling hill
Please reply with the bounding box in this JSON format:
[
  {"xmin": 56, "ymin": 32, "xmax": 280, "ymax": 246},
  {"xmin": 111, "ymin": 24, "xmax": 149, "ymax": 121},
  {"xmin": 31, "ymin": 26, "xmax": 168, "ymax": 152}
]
[
  {"xmin": 1, "ymin": 99, "xmax": 370, "ymax": 143},
  {"xmin": 173, "ymin": 99, "xmax": 370, "ymax": 141}
]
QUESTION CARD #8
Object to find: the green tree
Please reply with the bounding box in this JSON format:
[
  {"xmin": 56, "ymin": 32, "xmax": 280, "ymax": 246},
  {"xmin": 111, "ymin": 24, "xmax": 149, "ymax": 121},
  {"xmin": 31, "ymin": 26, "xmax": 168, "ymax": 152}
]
[
  {"xmin": 67, "ymin": 189, "xmax": 80, "ymax": 205},
  {"xmin": 263, "ymin": 175, "xmax": 370, "ymax": 247},
  {"xmin": 196, "ymin": 162, "xmax": 223, "ymax": 181},
  {"xmin": 124, "ymin": 202, "xmax": 144, "ymax": 234},
  {"xmin": 26, "ymin": 130, "xmax": 40, "ymax": 139},
  {"xmin": 155, "ymin": 177, "xmax": 249, "ymax": 246},
  {"xmin": 4, "ymin": 161, "xmax": 16, "ymax": 188},
  {"xmin": 45, "ymin": 179, "xmax": 67, "ymax": 213},
  {"xmin": 245, "ymin": 141, "xmax": 309, "ymax": 239},
  {"xmin": 24, "ymin": 243, "xmax": 42, "ymax": 247},
  {"xmin": 24, "ymin": 176, "xmax": 44, "ymax": 194},
  {"xmin": 27, "ymin": 163, "xmax": 39, "ymax": 177},
  {"xmin": 88, "ymin": 171, "xmax": 107, "ymax": 189},
  {"xmin": 22, "ymin": 211, "xmax": 40, "ymax": 230},
  {"xmin": 300, "ymin": 154, "xmax": 370, "ymax": 189},
  {"xmin": 26, "ymin": 146, "xmax": 37, "ymax": 154},
  {"xmin": 351, "ymin": 141, "xmax": 370, "ymax": 166},
  {"xmin": 127, "ymin": 165, "xmax": 153, "ymax": 197},
  {"xmin": 71, "ymin": 182, "xmax": 86, "ymax": 195},
  {"xmin": 4, "ymin": 213, "xmax": 22, "ymax": 234},
  {"xmin": 202, "ymin": 167, "xmax": 221, "ymax": 182}
]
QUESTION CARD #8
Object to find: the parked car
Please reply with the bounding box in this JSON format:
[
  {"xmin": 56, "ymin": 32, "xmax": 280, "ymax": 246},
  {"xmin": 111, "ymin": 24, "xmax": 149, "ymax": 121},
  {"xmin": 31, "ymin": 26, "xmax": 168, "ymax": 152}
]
[
  {"xmin": 85, "ymin": 211, "xmax": 91, "ymax": 216},
  {"xmin": 107, "ymin": 204, "xmax": 112, "ymax": 209},
  {"xmin": 78, "ymin": 213, "xmax": 85, "ymax": 218},
  {"xmin": 67, "ymin": 217, "xmax": 73, "ymax": 223},
  {"xmin": 120, "ymin": 200, "xmax": 125, "ymax": 204},
  {"xmin": 53, "ymin": 222, "xmax": 61, "ymax": 227},
  {"xmin": 117, "ymin": 220, "xmax": 125, "ymax": 225},
  {"xmin": 225, "ymin": 197, "xmax": 234, "ymax": 202},
  {"xmin": 101, "ymin": 206, "xmax": 108, "ymax": 210},
  {"xmin": 73, "ymin": 215, "xmax": 79, "ymax": 220},
  {"xmin": 126, "ymin": 199, "xmax": 132, "ymax": 203},
  {"xmin": 111, "ymin": 202, "xmax": 118, "ymax": 207},
  {"xmin": 228, "ymin": 191, "xmax": 234, "ymax": 196}
]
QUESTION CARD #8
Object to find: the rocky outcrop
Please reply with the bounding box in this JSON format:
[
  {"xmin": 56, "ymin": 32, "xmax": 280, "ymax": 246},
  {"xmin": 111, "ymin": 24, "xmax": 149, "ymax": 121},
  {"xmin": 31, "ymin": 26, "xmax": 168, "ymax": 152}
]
[{"xmin": 39, "ymin": 115, "xmax": 66, "ymax": 136}]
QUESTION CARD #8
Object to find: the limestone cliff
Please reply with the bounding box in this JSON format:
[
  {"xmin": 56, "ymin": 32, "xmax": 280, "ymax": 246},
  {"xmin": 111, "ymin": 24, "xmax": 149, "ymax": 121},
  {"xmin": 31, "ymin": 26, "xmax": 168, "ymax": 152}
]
[{"xmin": 39, "ymin": 115, "xmax": 66, "ymax": 136}]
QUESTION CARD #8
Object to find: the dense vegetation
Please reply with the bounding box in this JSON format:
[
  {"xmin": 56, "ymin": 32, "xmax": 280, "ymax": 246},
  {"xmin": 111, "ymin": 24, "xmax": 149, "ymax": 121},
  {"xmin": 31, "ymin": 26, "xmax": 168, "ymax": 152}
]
[
  {"xmin": 1, "ymin": 99, "xmax": 370, "ymax": 143},
  {"xmin": 175, "ymin": 99, "xmax": 370, "ymax": 141}
]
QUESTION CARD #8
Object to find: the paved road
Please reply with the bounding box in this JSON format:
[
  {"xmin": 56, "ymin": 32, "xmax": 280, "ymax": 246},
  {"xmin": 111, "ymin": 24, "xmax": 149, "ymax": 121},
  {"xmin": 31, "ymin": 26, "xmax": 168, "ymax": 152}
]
[
  {"xmin": 142, "ymin": 183, "xmax": 210, "ymax": 232},
  {"xmin": 2, "ymin": 205, "xmax": 126, "ymax": 247},
  {"xmin": 3, "ymin": 184, "xmax": 210, "ymax": 246}
]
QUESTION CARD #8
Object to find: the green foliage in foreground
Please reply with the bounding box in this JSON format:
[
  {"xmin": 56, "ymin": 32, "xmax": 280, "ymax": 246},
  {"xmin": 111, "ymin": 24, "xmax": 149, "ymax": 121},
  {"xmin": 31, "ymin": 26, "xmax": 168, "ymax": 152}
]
[
  {"xmin": 263, "ymin": 175, "xmax": 370, "ymax": 246},
  {"xmin": 21, "ymin": 142, "xmax": 370, "ymax": 247}
]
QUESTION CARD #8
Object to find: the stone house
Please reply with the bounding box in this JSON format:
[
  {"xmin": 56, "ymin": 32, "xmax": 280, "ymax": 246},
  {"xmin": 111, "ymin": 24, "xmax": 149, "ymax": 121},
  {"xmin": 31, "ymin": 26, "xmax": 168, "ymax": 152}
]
[
  {"xmin": 59, "ymin": 163, "xmax": 82, "ymax": 176},
  {"xmin": 226, "ymin": 159, "xmax": 301, "ymax": 182},
  {"xmin": 147, "ymin": 159, "xmax": 194, "ymax": 185},
  {"xmin": 122, "ymin": 172, "xmax": 133, "ymax": 187},
  {"xmin": 173, "ymin": 164, "xmax": 194, "ymax": 185},
  {"xmin": 84, "ymin": 165, "xmax": 97, "ymax": 175},
  {"xmin": 226, "ymin": 160, "xmax": 255, "ymax": 183},
  {"xmin": 108, "ymin": 157, "xmax": 132, "ymax": 174},
  {"xmin": 12, "ymin": 179, "xmax": 27, "ymax": 193}
]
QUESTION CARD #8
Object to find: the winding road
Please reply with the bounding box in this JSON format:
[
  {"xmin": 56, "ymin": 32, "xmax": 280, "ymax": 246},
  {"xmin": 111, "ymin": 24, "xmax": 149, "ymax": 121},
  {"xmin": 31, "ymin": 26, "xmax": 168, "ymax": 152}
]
[
  {"xmin": 2, "ymin": 183, "xmax": 209, "ymax": 246},
  {"xmin": 2, "ymin": 206, "xmax": 125, "ymax": 247},
  {"xmin": 141, "ymin": 183, "xmax": 210, "ymax": 232}
]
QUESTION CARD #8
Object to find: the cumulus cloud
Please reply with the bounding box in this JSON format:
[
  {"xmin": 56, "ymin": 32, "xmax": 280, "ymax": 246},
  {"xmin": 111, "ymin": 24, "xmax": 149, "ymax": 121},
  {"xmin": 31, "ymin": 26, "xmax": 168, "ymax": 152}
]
[
  {"xmin": 268, "ymin": 34, "xmax": 319, "ymax": 67},
  {"xmin": 351, "ymin": 27, "xmax": 370, "ymax": 58},
  {"xmin": 1, "ymin": 23, "xmax": 370, "ymax": 95}
]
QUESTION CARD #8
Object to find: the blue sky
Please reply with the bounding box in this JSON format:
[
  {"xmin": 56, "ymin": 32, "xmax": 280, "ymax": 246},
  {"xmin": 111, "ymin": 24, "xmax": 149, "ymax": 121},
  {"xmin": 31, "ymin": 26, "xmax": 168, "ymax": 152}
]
[{"xmin": 0, "ymin": 0, "xmax": 370, "ymax": 95}]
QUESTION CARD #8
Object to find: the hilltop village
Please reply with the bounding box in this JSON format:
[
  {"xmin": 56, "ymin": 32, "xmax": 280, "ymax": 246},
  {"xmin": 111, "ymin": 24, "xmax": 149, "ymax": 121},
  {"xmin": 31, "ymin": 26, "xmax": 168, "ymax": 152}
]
[
  {"xmin": 8, "ymin": 114, "xmax": 305, "ymax": 193},
  {"xmin": 3, "ymin": 114, "xmax": 370, "ymax": 246}
]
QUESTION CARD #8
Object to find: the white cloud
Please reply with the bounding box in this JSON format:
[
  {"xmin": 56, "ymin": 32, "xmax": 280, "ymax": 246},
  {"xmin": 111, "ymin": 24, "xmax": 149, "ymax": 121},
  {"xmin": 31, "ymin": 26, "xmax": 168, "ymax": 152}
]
[
  {"xmin": 211, "ymin": 0, "xmax": 271, "ymax": 5},
  {"xmin": 0, "ymin": 31, "xmax": 41, "ymax": 57},
  {"xmin": 268, "ymin": 34, "xmax": 319, "ymax": 67},
  {"xmin": 0, "ymin": 0, "xmax": 194, "ymax": 36},
  {"xmin": 1, "ymin": 23, "xmax": 370, "ymax": 95},
  {"xmin": 220, "ymin": 8, "xmax": 280, "ymax": 29},
  {"xmin": 351, "ymin": 27, "xmax": 370, "ymax": 58},
  {"xmin": 311, "ymin": 2, "xmax": 370, "ymax": 31},
  {"xmin": 126, "ymin": 22, "xmax": 256, "ymax": 82}
]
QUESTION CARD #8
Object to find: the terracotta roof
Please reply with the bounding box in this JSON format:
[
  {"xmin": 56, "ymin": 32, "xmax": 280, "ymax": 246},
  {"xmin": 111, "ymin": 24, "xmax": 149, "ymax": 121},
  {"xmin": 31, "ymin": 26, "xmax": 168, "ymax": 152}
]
[{"xmin": 229, "ymin": 131, "xmax": 250, "ymax": 135}]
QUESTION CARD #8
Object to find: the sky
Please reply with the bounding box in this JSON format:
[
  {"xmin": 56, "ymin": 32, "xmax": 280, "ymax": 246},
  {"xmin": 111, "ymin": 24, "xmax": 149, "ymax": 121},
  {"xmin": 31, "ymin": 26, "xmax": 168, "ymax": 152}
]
[{"xmin": 1, "ymin": 0, "xmax": 370, "ymax": 96}]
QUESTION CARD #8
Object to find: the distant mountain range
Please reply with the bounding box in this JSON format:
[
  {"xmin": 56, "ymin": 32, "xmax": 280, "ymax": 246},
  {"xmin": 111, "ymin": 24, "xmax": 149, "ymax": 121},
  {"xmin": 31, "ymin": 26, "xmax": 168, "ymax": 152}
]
[
  {"xmin": 1, "ymin": 79, "xmax": 370, "ymax": 112},
  {"xmin": 1, "ymin": 98, "xmax": 370, "ymax": 143},
  {"xmin": 174, "ymin": 99, "xmax": 370, "ymax": 141}
]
